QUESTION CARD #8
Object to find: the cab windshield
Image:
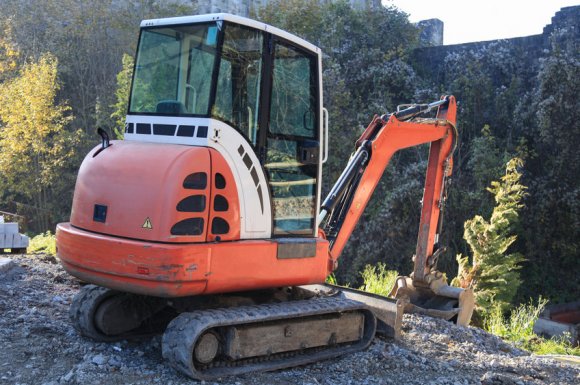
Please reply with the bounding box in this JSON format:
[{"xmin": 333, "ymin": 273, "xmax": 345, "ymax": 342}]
[
  {"xmin": 129, "ymin": 21, "xmax": 267, "ymax": 143},
  {"xmin": 129, "ymin": 22, "xmax": 219, "ymax": 116}
]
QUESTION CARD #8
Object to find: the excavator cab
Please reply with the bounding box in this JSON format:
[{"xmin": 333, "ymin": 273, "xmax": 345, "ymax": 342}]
[{"xmin": 126, "ymin": 15, "xmax": 324, "ymax": 238}]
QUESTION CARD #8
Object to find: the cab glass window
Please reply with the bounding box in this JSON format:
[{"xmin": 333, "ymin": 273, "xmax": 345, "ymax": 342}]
[
  {"xmin": 266, "ymin": 42, "xmax": 318, "ymax": 236},
  {"xmin": 270, "ymin": 44, "xmax": 317, "ymax": 138},
  {"xmin": 129, "ymin": 23, "xmax": 218, "ymax": 115},
  {"xmin": 212, "ymin": 24, "xmax": 264, "ymax": 145}
]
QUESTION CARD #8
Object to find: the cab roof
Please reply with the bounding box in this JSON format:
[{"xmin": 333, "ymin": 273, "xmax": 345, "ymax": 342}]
[{"xmin": 140, "ymin": 13, "xmax": 320, "ymax": 55}]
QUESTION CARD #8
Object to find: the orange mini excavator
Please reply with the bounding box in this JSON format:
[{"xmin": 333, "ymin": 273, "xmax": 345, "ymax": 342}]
[{"xmin": 56, "ymin": 14, "xmax": 473, "ymax": 379}]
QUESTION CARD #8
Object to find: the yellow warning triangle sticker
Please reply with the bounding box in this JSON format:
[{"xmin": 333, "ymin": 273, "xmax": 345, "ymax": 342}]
[{"xmin": 142, "ymin": 217, "xmax": 153, "ymax": 229}]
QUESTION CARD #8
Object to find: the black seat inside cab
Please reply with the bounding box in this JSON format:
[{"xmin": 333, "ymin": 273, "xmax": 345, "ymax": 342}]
[{"xmin": 156, "ymin": 100, "xmax": 187, "ymax": 114}]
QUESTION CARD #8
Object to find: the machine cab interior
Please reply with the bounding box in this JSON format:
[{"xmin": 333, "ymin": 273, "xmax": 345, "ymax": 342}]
[{"xmin": 128, "ymin": 15, "xmax": 324, "ymax": 237}]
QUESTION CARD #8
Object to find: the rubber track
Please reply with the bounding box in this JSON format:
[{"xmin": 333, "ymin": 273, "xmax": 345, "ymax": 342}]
[
  {"xmin": 162, "ymin": 296, "xmax": 376, "ymax": 380},
  {"xmin": 70, "ymin": 284, "xmax": 122, "ymax": 342},
  {"xmin": 70, "ymin": 284, "xmax": 168, "ymax": 342}
]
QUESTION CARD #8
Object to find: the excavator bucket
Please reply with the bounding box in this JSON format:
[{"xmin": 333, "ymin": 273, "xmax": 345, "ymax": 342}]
[{"xmin": 390, "ymin": 273, "xmax": 474, "ymax": 326}]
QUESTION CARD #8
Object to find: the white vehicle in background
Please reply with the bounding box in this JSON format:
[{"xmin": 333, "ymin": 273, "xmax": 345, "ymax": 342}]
[{"xmin": 0, "ymin": 212, "xmax": 29, "ymax": 254}]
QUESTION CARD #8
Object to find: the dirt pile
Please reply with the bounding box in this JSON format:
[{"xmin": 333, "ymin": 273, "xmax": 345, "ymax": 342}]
[{"xmin": 0, "ymin": 254, "xmax": 577, "ymax": 385}]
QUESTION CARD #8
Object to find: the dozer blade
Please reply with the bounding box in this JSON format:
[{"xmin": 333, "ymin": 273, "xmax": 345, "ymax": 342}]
[
  {"xmin": 300, "ymin": 284, "xmax": 404, "ymax": 339},
  {"xmin": 390, "ymin": 272, "xmax": 474, "ymax": 326}
]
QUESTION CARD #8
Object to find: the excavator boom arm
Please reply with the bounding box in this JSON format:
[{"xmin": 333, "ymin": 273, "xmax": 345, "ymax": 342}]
[{"xmin": 321, "ymin": 96, "xmax": 457, "ymax": 284}]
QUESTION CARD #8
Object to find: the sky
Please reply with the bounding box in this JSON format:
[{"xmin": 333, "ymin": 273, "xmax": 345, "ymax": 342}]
[{"xmin": 384, "ymin": 0, "xmax": 579, "ymax": 45}]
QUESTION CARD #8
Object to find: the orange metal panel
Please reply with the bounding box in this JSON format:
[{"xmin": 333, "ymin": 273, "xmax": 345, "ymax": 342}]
[
  {"xmin": 206, "ymin": 239, "xmax": 330, "ymax": 293},
  {"xmin": 413, "ymin": 96, "xmax": 457, "ymax": 282},
  {"xmin": 57, "ymin": 223, "xmax": 330, "ymax": 297},
  {"xmin": 70, "ymin": 141, "xmax": 243, "ymax": 245},
  {"xmin": 207, "ymin": 150, "xmax": 241, "ymax": 242},
  {"xmin": 71, "ymin": 141, "xmax": 212, "ymax": 243}
]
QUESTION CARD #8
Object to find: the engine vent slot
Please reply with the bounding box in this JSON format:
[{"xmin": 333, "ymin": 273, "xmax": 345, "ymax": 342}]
[
  {"xmin": 213, "ymin": 195, "xmax": 228, "ymax": 212},
  {"xmin": 196, "ymin": 126, "xmax": 208, "ymax": 138},
  {"xmin": 215, "ymin": 173, "xmax": 226, "ymax": 189},
  {"xmin": 153, "ymin": 124, "xmax": 177, "ymax": 136},
  {"xmin": 177, "ymin": 195, "xmax": 206, "ymax": 212},
  {"xmin": 136, "ymin": 123, "xmax": 151, "ymax": 134},
  {"xmin": 211, "ymin": 217, "xmax": 229, "ymax": 235},
  {"xmin": 171, "ymin": 218, "xmax": 204, "ymax": 236},
  {"xmin": 177, "ymin": 125, "xmax": 195, "ymax": 137},
  {"xmin": 184, "ymin": 173, "xmax": 207, "ymax": 189}
]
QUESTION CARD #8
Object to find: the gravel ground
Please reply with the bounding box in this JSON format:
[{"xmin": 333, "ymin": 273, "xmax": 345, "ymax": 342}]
[{"xmin": 0, "ymin": 254, "xmax": 578, "ymax": 385}]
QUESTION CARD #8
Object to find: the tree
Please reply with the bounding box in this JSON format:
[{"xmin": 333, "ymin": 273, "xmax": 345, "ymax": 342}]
[
  {"xmin": 111, "ymin": 53, "xmax": 134, "ymax": 139},
  {"xmin": 0, "ymin": 0, "xmax": 200, "ymax": 133},
  {"xmin": 453, "ymin": 158, "xmax": 527, "ymax": 317},
  {"xmin": 0, "ymin": 21, "xmax": 19, "ymax": 81},
  {"xmin": 518, "ymin": 49, "xmax": 580, "ymax": 303},
  {"xmin": 0, "ymin": 53, "xmax": 82, "ymax": 231}
]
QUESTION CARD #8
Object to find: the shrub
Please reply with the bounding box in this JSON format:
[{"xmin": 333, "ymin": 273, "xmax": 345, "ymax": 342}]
[
  {"xmin": 484, "ymin": 297, "xmax": 546, "ymax": 341},
  {"xmin": 453, "ymin": 158, "xmax": 527, "ymax": 317},
  {"xmin": 359, "ymin": 263, "xmax": 398, "ymax": 297},
  {"xmin": 326, "ymin": 273, "xmax": 337, "ymax": 285},
  {"xmin": 484, "ymin": 298, "xmax": 580, "ymax": 356},
  {"xmin": 28, "ymin": 231, "xmax": 56, "ymax": 255}
]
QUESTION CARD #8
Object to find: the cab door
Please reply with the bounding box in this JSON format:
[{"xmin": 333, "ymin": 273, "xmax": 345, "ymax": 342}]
[{"xmin": 262, "ymin": 40, "xmax": 320, "ymax": 237}]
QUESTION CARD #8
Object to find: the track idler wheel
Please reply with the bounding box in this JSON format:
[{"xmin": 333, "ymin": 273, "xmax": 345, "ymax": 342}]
[
  {"xmin": 193, "ymin": 332, "xmax": 220, "ymax": 364},
  {"xmin": 70, "ymin": 284, "xmax": 168, "ymax": 341}
]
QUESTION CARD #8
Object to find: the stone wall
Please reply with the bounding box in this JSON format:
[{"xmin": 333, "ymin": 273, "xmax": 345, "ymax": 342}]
[
  {"xmin": 416, "ymin": 19, "xmax": 444, "ymax": 46},
  {"xmin": 412, "ymin": 6, "xmax": 579, "ymax": 83},
  {"xmin": 196, "ymin": 0, "xmax": 381, "ymax": 16}
]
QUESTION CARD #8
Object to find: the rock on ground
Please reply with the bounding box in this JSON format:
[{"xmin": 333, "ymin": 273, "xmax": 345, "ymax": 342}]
[{"xmin": 0, "ymin": 254, "xmax": 578, "ymax": 385}]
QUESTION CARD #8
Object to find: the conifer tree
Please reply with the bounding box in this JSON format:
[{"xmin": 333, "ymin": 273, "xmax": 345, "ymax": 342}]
[{"xmin": 452, "ymin": 158, "xmax": 527, "ymax": 316}]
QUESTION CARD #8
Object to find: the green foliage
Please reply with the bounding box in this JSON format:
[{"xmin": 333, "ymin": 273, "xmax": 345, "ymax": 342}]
[
  {"xmin": 326, "ymin": 273, "xmax": 337, "ymax": 285},
  {"xmin": 483, "ymin": 298, "xmax": 579, "ymax": 356},
  {"xmin": 0, "ymin": 0, "xmax": 199, "ymax": 132},
  {"xmin": 253, "ymin": 0, "xmax": 324, "ymax": 41},
  {"xmin": 517, "ymin": 49, "xmax": 580, "ymax": 304},
  {"xmin": 484, "ymin": 297, "xmax": 546, "ymax": 341},
  {"xmin": 0, "ymin": 53, "xmax": 83, "ymax": 231},
  {"xmin": 111, "ymin": 53, "xmax": 134, "ymax": 139},
  {"xmin": 466, "ymin": 126, "xmax": 506, "ymax": 214},
  {"xmin": 453, "ymin": 158, "xmax": 527, "ymax": 316},
  {"xmin": 28, "ymin": 231, "xmax": 57, "ymax": 255},
  {"xmin": 359, "ymin": 263, "xmax": 398, "ymax": 297},
  {"xmin": 531, "ymin": 335, "xmax": 580, "ymax": 356},
  {"xmin": 0, "ymin": 21, "xmax": 19, "ymax": 81}
]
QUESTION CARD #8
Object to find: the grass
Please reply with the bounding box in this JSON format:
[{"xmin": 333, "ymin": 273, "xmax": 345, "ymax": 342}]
[
  {"xmin": 325, "ymin": 263, "xmax": 398, "ymax": 296},
  {"xmin": 28, "ymin": 231, "xmax": 57, "ymax": 256},
  {"xmin": 326, "ymin": 273, "xmax": 338, "ymax": 285},
  {"xmin": 484, "ymin": 297, "xmax": 580, "ymax": 356},
  {"xmin": 359, "ymin": 263, "xmax": 398, "ymax": 297}
]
